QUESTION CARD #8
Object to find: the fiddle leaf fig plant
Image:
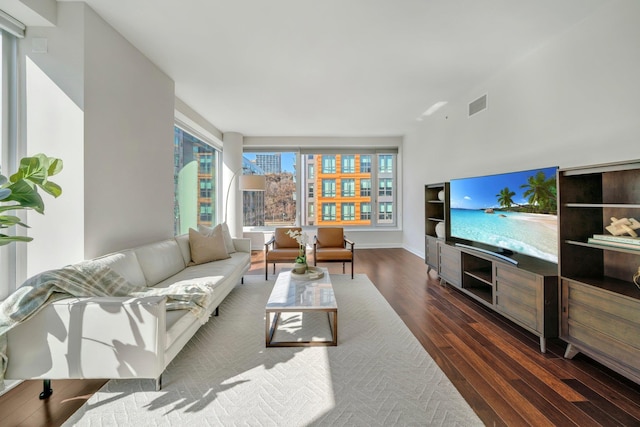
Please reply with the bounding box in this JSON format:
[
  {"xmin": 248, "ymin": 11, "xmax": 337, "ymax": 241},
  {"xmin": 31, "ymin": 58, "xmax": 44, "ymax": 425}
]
[{"xmin": 0, "ymin": 154, "xmax": 63, "ymax": 246}]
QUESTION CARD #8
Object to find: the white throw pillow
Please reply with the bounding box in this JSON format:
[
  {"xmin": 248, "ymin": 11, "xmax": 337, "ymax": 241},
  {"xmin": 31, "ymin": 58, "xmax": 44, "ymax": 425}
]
[
  {"xmin": 198, "ymin": 223, "xmax": 236, "ymax": 254},
  {"xmin": 189, "ymin": 228, "xmax": 230, "ymax": 265}
]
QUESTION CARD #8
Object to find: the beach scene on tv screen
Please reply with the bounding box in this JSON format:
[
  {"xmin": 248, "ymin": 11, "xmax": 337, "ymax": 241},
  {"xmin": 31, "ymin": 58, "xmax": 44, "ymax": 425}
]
[{"xmin": 450, "ymin": 167, "xmax": 558, "ymax": 263}]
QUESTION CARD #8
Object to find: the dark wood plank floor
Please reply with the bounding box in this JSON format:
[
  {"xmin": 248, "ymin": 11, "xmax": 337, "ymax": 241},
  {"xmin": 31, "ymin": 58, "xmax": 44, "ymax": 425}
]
[{"xmin": 2, "ymin": 248, "xmax": 639, "ymax": 426}]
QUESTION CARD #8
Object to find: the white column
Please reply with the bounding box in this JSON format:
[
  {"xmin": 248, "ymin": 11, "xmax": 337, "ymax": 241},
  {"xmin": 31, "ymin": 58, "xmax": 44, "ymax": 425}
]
[{"xmin": 222, "ymin": 132, "xmax": 243, "ymax": 237}]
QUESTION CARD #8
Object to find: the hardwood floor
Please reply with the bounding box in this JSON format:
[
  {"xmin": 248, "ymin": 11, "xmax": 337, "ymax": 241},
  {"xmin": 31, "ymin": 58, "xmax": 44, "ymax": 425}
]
[{"xmin": 2, "ymin": 248, "xmax": 639, "ymax": 426}]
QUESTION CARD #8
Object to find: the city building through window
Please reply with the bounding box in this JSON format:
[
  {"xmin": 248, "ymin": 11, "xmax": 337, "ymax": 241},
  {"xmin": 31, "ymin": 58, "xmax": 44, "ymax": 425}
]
[{"xmin": 243, "ymin": 150, "xmax": 397, "ymax": 228}]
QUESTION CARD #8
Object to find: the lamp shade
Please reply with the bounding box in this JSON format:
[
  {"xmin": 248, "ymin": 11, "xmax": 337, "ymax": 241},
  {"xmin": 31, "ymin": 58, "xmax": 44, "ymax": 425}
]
[{"xmin": 239, "ymin": 174, "xmax": 266, "ymax": 191}]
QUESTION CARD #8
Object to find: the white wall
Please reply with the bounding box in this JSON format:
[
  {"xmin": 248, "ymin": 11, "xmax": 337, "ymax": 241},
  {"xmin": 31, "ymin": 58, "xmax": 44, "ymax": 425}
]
[
  {"xmin": 22, "ymin": 2, "xmax": 85, "ymax": 278},
  {"xmin": 18, "ymin": 3, "xmax": 175, "ymax": 279},
  {"xmin": 402, "ymin": 0, "xmax": 640, "ymax": 257},
  {"xmin": 84, "ymin": 6, "xmax": 174, "ymax": 258}
]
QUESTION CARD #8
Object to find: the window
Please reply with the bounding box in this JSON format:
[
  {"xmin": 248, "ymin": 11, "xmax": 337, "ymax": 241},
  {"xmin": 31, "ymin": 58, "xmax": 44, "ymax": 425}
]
[
  {"xmin": 342, "ymin": 178, "xmax": 355, "ymax": 197},
  {"xmin": 379, "ymin": 202, "xmax": 393, "ymax": 222},
  {"xmin": 174, "ymin": 127, "xmax": 219, "ymax": 235},
  {"xmin": 360, "ymin": 155, "xmax": 372, "ymax": 173},
  {"xmin": 379, "ymin": 154, "xmax": 393, "ymax": 173},
  {"xmin": 322, "ymin": 179, "xmax": 336, "ymax": 197},
  {"xmin": 200, "ymin": 179, "xmax": 212, "ymax": 198},
  {"xmin": 1, "ymin": 30, "xmax": 19, "ymax": 300},
  {"xmin": 322, "ymin": 203, "xmax": 336, "ymax": 221},
  {"xmin": 242, "ymin": 149, "xmax": 398, "ymax": 229},
  {"xmin": 342, "ymin": 203, "xmax": 355, "ymax": 221},
  {"xmin": 341, "ymin": 155, "xmax": 355, "ymax": 173},
  {"xmin": 378, "ymin": 178, "xmax": 393, "ymax": 196},
  {"xmin": 199, "ymin": 153, "xmax": 212, "ymax": 174},
  {"xmin": 361, "ymin": 202, "xmax": 371, "ymax": 220},
  {"xmin": 199, "ymin": 202, "xmax": 212, "ymax": 222},
  {"xmin": 242, "ymin": 151, "xmax": 295, "ymax": 227},
  {"xmin": 322, "ymin": 155, "xmax": 336, "ymax": 173},
  {"xmin": 360, "ymin": 179, "xmax": 371, "ymax": 197}
]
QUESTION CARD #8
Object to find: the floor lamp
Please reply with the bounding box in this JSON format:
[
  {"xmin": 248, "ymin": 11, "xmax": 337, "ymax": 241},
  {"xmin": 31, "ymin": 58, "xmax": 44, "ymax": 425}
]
[{"xmin": 224, "ymin": 169, "xmax": 266, "ymax": 225}]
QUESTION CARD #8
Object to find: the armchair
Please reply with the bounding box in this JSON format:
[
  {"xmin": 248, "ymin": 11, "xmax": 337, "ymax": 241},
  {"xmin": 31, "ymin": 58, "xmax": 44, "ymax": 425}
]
[
  {"xmin": 313, "ymin": 227, "xmax": 354, "ymax": 279},
  {"xmin": 264, "ymin": 227, "xmax": 303, "ymax": 280}
]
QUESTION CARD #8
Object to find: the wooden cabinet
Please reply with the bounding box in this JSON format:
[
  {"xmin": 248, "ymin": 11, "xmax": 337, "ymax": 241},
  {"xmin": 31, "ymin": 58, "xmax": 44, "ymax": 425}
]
[
  {"xmin": 558, "ymin": 159, "xmax": 640, "ymax": 383},
  {"xmin": 438, "ymin": 242, "xmax": 461, "ymax": 287},
  {"xmin": 438, "ymin": 243, "xmax": 558, "ymax": 352},
  {"xmin": 425, "ymin": 183, "xmax": 449, "ymax": 273},
  {"xmin": 425, "ymin": 235, "xmax": 439, "ymax": 273}
]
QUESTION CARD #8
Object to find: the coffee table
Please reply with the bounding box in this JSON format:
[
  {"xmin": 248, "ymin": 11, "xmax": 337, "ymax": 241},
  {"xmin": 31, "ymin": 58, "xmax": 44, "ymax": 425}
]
[{"xmin": 265, "ymin": 268, "xmax": 337, "ymax": 347}]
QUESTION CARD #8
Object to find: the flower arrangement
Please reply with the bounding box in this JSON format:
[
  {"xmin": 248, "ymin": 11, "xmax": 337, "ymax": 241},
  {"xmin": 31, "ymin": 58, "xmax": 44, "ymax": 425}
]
[
  {"xmin": 0, "ymin": 154, "xmax": 63, "ymax": 246},
  {"xmin": 286, "ymin": 228, "xmax": 308, "ymax": 264}
]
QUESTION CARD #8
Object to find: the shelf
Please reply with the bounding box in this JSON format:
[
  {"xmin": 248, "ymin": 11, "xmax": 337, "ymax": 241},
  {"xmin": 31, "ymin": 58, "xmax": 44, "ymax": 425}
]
[
  {"xmin": 565, "ymin": 239, "xmax": 640, "ymax": 256},
  {"xmin": 427, "ymin": 217, "xmax": 444, "ymax": 222},
  {"xmin": 465, "ymin": 285, "xmax": 493, "ymax": 305},
  {"xmin": 564, "ymin": 203, "xmax": 640, "ymax": 208},
  {"xmin": 464, "ymin": 268, "xmax": 492, "ymax": 285},
  {"xmin": 427, "ymin": 200, "xmax": 444, "ymax": 204},
  {"xmin": 562, "ymin": 275, "xmax": 640, "ymax": 300}
]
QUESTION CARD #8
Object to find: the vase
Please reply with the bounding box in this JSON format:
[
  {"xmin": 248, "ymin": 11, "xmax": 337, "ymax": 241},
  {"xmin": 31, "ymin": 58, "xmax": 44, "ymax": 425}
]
[{"xmin": 293, "ymin": 262, "xmax": 307, "ymax": 274}]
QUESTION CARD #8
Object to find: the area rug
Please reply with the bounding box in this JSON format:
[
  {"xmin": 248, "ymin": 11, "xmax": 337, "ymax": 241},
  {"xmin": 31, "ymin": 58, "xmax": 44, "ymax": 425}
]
[{"xmin": 64, "ymin": 274, "xmax": 482, "ymax": 426}]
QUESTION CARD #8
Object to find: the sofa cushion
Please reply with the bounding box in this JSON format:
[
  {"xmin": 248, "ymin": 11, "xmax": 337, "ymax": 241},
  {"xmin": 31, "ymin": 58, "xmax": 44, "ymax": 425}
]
[
  {"xmin": 174, "ymin": 234, "xmax": 191, "ymax": 266},
  {"xmin": 198, "ymin": 223, "xmax": 236, "ymax": 254},
  {"xmin": 134, "ymin": 239, "xmax": 186, "ymax": 286},
  {"xmin": 91, "ymin": 250, "xmax": 147, "ymax": 289},
  {"xmin": 219, "ymin": 222, "xmax": 236, "ymax": 254},
  {"xmin": 189, "ymin": 228, "xmax": 229, "ymax": 265}
]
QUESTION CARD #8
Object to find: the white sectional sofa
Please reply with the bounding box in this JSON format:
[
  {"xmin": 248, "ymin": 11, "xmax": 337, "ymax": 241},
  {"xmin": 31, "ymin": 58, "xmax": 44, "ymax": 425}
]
[{"xmin": 3, "ymin": 232, "xmax": 251, "ymax": 393}]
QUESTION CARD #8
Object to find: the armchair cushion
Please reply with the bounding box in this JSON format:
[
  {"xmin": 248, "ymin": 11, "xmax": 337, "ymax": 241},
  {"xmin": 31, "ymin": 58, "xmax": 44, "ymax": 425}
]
[
  {"xmin": 274, "ymin": 227, "xmax": 301, "ymax": 248},
  {"xmin": 316, "ymin": 227, "xmax": 345, "ymax": 248}
]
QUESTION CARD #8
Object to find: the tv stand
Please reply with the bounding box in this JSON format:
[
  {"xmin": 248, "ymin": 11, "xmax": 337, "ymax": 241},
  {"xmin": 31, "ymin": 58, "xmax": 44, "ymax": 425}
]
[
  {"xmin": 454, "ymin": 243, "xmax": 518, "ymax": 265},
  {"xmin": 437, "ymin": 242, "xmax": 558, "ymax": 352}
]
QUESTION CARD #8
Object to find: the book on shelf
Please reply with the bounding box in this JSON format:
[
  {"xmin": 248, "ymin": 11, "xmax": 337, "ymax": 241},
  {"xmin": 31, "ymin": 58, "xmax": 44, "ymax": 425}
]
[
  {"xmin": 587, "ymin": 237, "xmax": 640, "ymax": 251},
  {"xmin": 590, "ymin": 234, "xmax": 640, "ymax": 246}
]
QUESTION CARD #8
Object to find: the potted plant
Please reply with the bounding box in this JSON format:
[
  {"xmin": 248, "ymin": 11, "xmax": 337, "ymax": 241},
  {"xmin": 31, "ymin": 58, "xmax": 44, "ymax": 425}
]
[
  {"xmin": 286, "ymin": 228, "xmax": 308, "ymax": 274},
  {"xmin": 0, "ymin": 154, "xmax": 63, "ymax": 246}
]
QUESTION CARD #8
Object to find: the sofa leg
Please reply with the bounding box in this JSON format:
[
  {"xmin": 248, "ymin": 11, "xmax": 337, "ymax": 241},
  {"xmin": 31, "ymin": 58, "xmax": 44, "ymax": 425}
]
[
  {"xmin": 39, "ymin": 379, "xmax": 53, "ymax": 400},
  {"xmin": 155, "ymin": 375, "xmax": 162, "ymax": 391},
  {"xmin": 214, "ymin": 307, "xmax": 219, "ymax": 316},
  {"xmin": 241, "ymin": 277, "xmax": 244, "ymax": 284}
]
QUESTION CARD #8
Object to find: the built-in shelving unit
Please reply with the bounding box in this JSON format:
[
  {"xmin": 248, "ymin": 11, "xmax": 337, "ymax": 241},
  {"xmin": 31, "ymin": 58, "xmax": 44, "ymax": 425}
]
[
  {"xmin": 558, "ymin": 159, "xmax": 640, "ymax": 384},
  {"xmin": 425, "ymin": 183, "xmax": 449, "ymax": 273}
]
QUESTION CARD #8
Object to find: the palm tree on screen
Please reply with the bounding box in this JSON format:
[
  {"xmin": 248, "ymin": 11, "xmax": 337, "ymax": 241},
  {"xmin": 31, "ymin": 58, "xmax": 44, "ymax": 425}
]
[
  {"xmin": 496, "ymin": 187, "xmax": 516, "ymax": 210},
  {"xmin": 521, "ymin": 171, "xmax": 557, "ymax": 213}
]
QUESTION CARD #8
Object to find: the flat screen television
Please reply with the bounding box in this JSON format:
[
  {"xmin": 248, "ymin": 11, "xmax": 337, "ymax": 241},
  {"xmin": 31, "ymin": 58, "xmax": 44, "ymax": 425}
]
[{"xmin": 449, "ymin": 166, "xmax": 558, "ymax": 264}]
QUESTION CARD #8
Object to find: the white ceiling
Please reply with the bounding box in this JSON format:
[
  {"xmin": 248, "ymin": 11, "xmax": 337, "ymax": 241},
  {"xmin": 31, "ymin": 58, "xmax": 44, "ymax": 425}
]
[{"xmin": 61, "ymin": 0, "xmax": 609, "ymax": 137}]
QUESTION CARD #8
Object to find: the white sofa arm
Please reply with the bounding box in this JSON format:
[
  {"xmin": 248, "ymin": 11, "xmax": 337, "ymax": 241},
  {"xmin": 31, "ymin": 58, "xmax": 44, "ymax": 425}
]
[
  {"xmin": 232, "ymin": 238, "xmax": 251, "ymax": 253},
  {"xmin": 5, "ymin": 296, "xmax": 167, "ymax": 381}
]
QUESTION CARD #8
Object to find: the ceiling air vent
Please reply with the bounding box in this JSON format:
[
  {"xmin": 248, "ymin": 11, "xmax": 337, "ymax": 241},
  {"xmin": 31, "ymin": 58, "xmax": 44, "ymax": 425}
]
[{"xmin": 468, "ymin": 94, "xmax": 487, "ymax": 117}]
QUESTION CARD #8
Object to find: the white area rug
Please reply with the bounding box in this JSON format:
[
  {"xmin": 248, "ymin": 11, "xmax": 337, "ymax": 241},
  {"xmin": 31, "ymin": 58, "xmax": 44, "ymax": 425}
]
[{"xmin": 64, "ymin": 274, "xmax": 482, "ymax": 426}]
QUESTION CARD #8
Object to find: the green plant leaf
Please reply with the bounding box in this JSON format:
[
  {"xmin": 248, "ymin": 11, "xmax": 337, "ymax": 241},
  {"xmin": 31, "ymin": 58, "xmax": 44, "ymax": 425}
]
[
  {"xmin": 0, "ymin": 214, "xmax": 26, "ymax": 227},
  {"xmin": 41, "ymin": 181, "xmax": 62, "ymax": 198},
  {"xmin": 0, "ymin": 234, "xmax": 33, "ymax": 246},
  {"xmin": 47, "ymin": 158, "xmax": 63, "ymax": 176},
  {"xmin": 4, "ymin": 179, "xmax": 45, "ymax": 213},
  {"xmin": 0, "ymin": 204, "xmax": 26, "ymax": 214}
]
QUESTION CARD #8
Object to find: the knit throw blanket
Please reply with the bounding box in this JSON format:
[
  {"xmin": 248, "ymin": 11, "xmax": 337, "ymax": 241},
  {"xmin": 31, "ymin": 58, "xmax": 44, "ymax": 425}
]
[{"xmin": 0, "ymin": 261, "xmax": 213, "ymax": 382}]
